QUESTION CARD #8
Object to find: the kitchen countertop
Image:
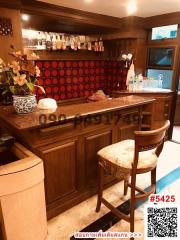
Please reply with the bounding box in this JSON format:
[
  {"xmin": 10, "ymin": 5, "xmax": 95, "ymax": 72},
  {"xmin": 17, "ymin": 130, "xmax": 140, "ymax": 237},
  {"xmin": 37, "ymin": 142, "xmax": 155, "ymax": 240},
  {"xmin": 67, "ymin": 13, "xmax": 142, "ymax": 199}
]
[
  {"xmin": 113, "ymin": 88, "xmax": 173, "ymax": 94},
  {"xmin": 0, "ymin": 95, "xmax": 154, "ymax": 130}
]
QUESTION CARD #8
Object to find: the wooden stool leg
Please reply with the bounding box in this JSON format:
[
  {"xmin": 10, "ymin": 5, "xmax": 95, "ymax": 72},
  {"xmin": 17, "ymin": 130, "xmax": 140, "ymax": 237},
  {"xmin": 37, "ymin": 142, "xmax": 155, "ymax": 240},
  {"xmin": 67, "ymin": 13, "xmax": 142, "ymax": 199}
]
[
  {"xmin": 124, "ymin": 174, "xmax": 130, "ymax": 195},
  {"xmin": 96, "ymin": 162, "xmax": 103, "ymax": 212},
  {"xmin": 151, "ymin": 167, "xmax": 157, "ymax": 194},
  {"xmin": 130, "ymin": 173, "xmax": 136, "ymax": 240}
]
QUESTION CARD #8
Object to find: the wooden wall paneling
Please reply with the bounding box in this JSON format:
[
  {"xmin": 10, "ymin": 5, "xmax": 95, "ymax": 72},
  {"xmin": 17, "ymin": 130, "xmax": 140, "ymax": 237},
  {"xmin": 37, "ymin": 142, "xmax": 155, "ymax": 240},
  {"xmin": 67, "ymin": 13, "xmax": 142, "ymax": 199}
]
[
  {"xmin": 21, "ymin": 12, "xmax": 117, "ymax": 35},
  {"xmin": 145, "ymin": 12, "xmax": 180, "ymax": 29},
  {"xmin": 0, "ymin": 0, "xmax": 21, "ymax": 9},
  {"xmin": 20, "ymin": 1, "xmax": 146, "ymax": 35},
  {"xmin": 0, "ymin": 7, "xmax": 23, "ymax": 62},
  {"xmin": 100, "ymin": 29, "xmax": 146, "ymax": 40},
  {"xmin": 134, "ymin": 37, "xmax": 147, "ymax": 75},
  {"xmin": 104, "ymin": 35, "xmax": 147, "ymax": 74},
  {"xmin": 20, "ymin": 0, "xmax": 121, "ymax": 30}
]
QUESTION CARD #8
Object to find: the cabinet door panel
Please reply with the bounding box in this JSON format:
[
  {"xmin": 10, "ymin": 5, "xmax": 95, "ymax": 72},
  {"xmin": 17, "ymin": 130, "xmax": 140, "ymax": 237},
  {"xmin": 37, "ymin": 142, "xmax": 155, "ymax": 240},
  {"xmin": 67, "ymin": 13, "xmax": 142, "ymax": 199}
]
[
  {"xmin": 42, "ymin": 141, "xmax": 77, "ymax": 204},
  {"xmin": 117, "ymin": 124, "xmax": 139, "ymax": 141},
  {"xmin": 84, "ymin": 130, "xmax": 112, "ymax": 186}
]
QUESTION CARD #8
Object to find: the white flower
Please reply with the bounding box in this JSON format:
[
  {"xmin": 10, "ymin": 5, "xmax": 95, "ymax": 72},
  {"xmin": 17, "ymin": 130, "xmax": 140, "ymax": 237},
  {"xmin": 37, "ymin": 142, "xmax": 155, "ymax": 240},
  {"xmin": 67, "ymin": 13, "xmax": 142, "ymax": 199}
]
[{"xmin": 35, "ymin": 65, "xmax": 40, "ymax": 77}]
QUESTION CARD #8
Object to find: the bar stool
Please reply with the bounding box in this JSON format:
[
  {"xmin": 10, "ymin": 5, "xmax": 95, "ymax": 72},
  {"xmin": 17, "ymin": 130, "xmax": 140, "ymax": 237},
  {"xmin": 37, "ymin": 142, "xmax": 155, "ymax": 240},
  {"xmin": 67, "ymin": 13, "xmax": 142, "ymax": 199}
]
[{"xmin": 96, "ymin": 120, "xmax": 170, "ymax": 240}]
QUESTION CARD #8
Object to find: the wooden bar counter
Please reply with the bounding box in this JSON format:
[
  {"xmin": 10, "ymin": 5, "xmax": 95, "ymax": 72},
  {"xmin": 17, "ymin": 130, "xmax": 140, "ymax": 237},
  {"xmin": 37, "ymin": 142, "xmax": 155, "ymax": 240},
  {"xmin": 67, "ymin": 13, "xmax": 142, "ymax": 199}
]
[
  {"xmin": 112, "ymin": 89, "xmax": 174, "ymax": 132},
  {"xmin": 0, "ymin": 96, "xmax": 154, "ymax": 219}
]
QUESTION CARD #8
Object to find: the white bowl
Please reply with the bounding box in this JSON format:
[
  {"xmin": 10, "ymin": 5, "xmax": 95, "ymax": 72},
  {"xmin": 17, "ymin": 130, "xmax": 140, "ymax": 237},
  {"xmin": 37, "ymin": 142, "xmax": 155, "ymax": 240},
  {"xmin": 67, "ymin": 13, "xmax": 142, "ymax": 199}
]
[{"xmin": 37, "ymin": 98, "xmax": 57, "ymax": 110}]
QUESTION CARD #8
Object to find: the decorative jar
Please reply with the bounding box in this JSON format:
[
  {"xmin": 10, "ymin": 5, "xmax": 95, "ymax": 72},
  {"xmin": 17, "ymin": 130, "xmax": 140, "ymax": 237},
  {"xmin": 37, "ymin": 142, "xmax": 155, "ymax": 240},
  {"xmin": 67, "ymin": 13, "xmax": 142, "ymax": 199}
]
[{"xmin": 13, "ymin": 95, "xmax": 37, "ymax": 114}]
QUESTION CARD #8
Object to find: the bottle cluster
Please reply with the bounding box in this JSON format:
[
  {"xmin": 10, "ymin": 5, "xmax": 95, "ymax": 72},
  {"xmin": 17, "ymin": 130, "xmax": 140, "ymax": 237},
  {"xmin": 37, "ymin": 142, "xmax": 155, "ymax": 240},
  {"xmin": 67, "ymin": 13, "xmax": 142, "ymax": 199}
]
[{"xmin": 23, "ymin": 29, "xmax": 105, "ymax": 52}]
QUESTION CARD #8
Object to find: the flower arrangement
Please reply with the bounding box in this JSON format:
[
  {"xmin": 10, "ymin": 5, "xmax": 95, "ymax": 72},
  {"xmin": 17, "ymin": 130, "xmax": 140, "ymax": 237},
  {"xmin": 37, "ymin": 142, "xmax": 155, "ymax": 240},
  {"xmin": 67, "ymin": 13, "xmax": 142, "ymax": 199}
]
[{"xmin": 0, "ymin": 46, "xmax": 45, "ymax": 96}]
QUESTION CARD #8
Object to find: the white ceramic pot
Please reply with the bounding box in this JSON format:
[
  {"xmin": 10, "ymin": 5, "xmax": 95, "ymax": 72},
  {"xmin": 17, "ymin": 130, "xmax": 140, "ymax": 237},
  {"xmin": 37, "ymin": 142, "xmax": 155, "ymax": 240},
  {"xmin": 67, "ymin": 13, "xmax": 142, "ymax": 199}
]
[{"xmin": 13, "ymin": 95, "xmax": 37, "ymax": 114}]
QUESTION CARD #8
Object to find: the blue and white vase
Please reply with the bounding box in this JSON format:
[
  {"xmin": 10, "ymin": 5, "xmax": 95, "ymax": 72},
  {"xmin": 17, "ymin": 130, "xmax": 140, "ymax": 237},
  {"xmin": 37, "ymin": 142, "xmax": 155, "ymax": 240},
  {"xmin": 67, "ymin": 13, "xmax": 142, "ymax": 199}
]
[{"xmin": 13, "ymin": 95, "xmax": 37, "ymax": 114}]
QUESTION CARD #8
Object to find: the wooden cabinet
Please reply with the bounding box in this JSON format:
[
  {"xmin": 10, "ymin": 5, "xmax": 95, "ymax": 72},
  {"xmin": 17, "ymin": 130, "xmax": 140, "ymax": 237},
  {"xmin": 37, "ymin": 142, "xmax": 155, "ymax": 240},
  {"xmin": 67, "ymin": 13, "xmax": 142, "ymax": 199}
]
[
  {"xmin": 84, "ymin": 130, "xmax": 113, "ymax": 187},
  {"xmin": 174, "ymin": 93, "xmax": 180, "ymax": 125},
  {"xmin": 39, "ymin": 139, "xmax": 79, "ymax": 204},
  {"xmin": 153, "ymin": 96, "xmax": 172, "ymax": 121},
  {"xmin": 35, "ymin": 108, "xmax": 143, "ymax": 218},
  {"xmin": 152, "ymin": 95, "xmax": 172, "ymax": 129},
  {"xmin": 0, "ymin": 97, "xmax": 154, "ymax": 219},
  {"xmin": 117, "ymin": 124, "xmax": 139, "ymax": 141},
  {"xmin": 112, "ymin": 91, "xmax": 173, "ymax": 130}
]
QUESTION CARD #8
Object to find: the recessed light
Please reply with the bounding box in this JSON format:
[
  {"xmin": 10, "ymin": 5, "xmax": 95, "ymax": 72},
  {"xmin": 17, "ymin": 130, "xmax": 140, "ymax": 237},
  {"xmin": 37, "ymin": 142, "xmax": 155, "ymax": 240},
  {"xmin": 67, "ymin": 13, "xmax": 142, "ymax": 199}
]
[
  {"xmin": 127, "ymin": 1, "xmax": 137, "ymax": 15},
  {"xmin": 84, "ymin": 0, "xmax": 93, "ymax": 3},
  {"xmin": 21, "ymin": 14, "xmax": 30, "ymax": 21}
]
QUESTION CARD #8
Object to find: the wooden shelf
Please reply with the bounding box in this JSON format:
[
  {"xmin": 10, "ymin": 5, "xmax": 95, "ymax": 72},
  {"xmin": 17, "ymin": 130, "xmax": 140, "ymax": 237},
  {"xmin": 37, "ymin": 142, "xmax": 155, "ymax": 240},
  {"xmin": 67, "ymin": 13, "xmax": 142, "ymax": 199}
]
[{"xmin": 24, "ymin": 48, "xmax": 108, "ymax": 61}]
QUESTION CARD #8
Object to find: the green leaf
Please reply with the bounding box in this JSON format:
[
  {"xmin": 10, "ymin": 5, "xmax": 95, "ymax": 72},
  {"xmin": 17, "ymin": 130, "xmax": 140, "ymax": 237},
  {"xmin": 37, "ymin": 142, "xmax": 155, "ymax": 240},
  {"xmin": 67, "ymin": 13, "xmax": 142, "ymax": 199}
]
[
  {"xmin": 9, "ymin": 86, "xmax": 15, "ymax": 94},
  {"xmin": 26, "ymin": 82, "xmax": 34, "ymax": 91}
]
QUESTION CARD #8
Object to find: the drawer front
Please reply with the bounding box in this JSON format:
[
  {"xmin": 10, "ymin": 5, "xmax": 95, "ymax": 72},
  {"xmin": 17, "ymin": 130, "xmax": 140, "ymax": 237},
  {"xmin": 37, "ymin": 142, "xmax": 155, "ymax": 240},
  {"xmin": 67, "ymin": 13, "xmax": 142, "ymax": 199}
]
[{"xmin": 154, "ymin": 98, "xmax": 172, "ymax": 121}]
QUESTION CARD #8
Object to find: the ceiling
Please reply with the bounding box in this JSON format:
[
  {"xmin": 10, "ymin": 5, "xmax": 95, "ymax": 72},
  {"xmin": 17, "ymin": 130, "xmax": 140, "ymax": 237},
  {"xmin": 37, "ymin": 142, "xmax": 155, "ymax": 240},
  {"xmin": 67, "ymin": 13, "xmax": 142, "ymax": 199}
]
[{"xmin": 37, "ymin": 0, "xmax": 180, "ymax": 18}]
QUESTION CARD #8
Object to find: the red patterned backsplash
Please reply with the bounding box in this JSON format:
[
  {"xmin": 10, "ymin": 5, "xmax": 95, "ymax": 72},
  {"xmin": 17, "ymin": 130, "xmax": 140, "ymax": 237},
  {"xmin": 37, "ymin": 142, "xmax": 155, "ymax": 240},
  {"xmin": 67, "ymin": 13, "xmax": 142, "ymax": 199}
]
[{"xmin": 36, "ymin": 60, "xmax": 128, "ymax": 101}]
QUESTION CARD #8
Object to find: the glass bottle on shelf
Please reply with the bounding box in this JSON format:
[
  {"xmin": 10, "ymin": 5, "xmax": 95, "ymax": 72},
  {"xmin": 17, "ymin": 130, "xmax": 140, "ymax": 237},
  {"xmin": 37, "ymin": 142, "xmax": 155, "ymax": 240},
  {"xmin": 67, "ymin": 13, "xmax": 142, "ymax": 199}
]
[
  {"xmin": 46, "ymin": 32, "xmax": 52, "ymax": 51},
  {"xmin": 70, "ymin": 36, "xmax": 75, "ymax": 50},
  {"xmin": 71, "ymin": 36, "xmax": 78, "ymax": 51},
  {"xmin": 79, "ymin": 35, "xmax": 85, "ymax": 50},
  {"xmin": 37, "ymin": 31, "xmax": 42, "ymax": 49},
  {"xmin": 99, "ymin": 38, "xmax": 104, "ymax": 52},
  {"xmin": 62, "ymin": 35, "xmax": 67, "ymax": 50},
  {"xmin": 86, "ymin": 36, "xmax": 91, "ymax": 51},
  {"xmin": 74, "ymin": 37, "xmax": 78, "ymax": 51},
  {"xmin": 41, "ymin": 32, "xmax": 46, "ymax": 50},
  {"xmin": 158, "ymin": 74, "xmax": 163, "ymax": 88},
  {"xmin": 66, "ymin": 36, "xmax": 71, "ymax": 50},
  {"xmin": 52, "ymin": 33, "xmax": 57, "ymax": 51},
  {"xmin": 56, "ymin": 34, "xmax": 62, "ymax": 50},
  {"xmin": 94, "ymin": 39, "xmax": 99, "ymax": 51},
  {"xmin": 138, "ymin": 74, "xmax": 143, "ymax": 90},
  {"xmin": 128, "ymin": 77, "xmax": 134, "ymax": 91},
  {"xmin": 87, "ymin": 41, "xmax": 92, "ymax": 51},
  {"xmin": 77, "ymin": 36, "xmax": 81, "ymax": 50}
]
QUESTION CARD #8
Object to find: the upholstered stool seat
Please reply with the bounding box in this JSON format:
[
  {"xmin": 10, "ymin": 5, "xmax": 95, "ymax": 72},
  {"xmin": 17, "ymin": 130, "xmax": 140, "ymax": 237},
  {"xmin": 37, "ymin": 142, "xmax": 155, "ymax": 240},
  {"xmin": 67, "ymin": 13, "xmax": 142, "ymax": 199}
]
[{"xmin": 98, "ymin": 139, "xmax": 158, "ymax": 170}]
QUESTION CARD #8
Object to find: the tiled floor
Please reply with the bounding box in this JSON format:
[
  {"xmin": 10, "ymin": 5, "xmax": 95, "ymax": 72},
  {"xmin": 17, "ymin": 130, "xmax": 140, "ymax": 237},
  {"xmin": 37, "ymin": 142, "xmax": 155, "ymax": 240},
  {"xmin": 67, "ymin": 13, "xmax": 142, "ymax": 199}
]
[{"xmin": 47, "ymin": 141, "xmax": 180, "ymax": 240}]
